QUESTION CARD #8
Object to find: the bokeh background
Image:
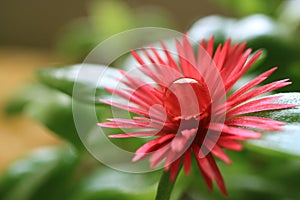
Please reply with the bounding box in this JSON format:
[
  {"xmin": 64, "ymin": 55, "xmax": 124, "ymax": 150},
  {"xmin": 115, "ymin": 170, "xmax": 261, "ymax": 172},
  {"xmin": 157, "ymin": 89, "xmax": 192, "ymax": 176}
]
[{"xmin": 1, "ymin": 0, "xmax": 300, "ymax": 199}]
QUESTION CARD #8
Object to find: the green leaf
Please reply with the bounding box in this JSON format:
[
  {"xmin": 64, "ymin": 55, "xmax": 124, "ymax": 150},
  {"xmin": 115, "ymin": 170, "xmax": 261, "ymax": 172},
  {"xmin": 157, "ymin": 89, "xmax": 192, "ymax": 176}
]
[
  {"xmin": 23, "ymin": 88, "xmax": 85, "ymax": 149},
  {"xmin": 4, "ymin": 83, "xmax": 104, "ymax": 150},
  {"xmin": 55, "ymin": 18, "xmax": 99, "ymax": 62},
  {"xmin": 37, "ymin": 64, "xmax": 121, "ymax": 105},
  {"xmin": 155, "ymin": 170, "xmax": 176, "ymax": 200},
  {"xmin": 185, "ymin": 149, "xmax": 300, "ymax": 200},
  {"xmin": 4, "ymin": 84, "xmax": 53, "ymax": 116},
  {"xmin": 246, "ymin": 93, "xmax": 300, "ymax": 157},
  {"xmin": 0, "ymin": 146, "xmax": 78, "ymax": 200},
  {"xmin": 279, "ymin": 0, "xmax": 300, "ymax": 34},
  {"xmin": 89, "ymin": 0, "xmax": 135, "ymax": 39},
  {"xmin": 169, "ymin": 169, "xmax": 193, "ymax": 200},
  {"xmin": 213, "ymin": 0, "xmax": 284, "ymax": 17},
  {"xmin": 69, "ymin": 168, "xmax": 159, "ymax": 200},
  {"xmin": 252, "ymin": 93, "xmax": 300, "ymax": 123},
  {"xmin": 247, "ymin": 124, "xmax": 300, "ymax": 157}
]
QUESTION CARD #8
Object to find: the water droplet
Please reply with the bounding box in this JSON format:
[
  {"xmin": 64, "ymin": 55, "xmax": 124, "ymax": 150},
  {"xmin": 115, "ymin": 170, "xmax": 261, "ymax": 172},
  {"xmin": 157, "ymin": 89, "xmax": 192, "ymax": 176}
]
[{"xmin": 163, "ymin": 78, "xmax": 210, "ymax": 119}]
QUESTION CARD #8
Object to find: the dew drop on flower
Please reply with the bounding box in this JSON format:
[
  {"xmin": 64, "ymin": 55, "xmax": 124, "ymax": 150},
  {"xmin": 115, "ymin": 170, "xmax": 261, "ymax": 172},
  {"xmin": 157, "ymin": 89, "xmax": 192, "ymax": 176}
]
[{"xmin": 163, "ymin": 78, "xmax": 210, "ymax": 120}]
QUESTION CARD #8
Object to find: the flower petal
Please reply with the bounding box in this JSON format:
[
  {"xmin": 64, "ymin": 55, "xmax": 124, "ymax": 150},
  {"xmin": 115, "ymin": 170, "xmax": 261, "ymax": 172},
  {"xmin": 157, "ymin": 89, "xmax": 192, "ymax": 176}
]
[{"xmin": 226, "ymin": 116, "xmax": 284, "ymax": 131}]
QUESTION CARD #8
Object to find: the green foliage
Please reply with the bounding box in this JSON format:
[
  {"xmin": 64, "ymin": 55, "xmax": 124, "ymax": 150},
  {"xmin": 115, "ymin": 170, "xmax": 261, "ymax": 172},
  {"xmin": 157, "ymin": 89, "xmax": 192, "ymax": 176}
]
[
  {"xmin": 37, "ymin": 64, "xmax": 121, "ymax": 105},
  {"xmin": 279, "ymin": 0, "xmax": 300, "ymax": 35},
  {"xmin": 183, "ymin": 149, "xmax": 300, "ymax": 200},
  {"xmin": 69, "ymin": 168, "xmax": 159, "ymax": 200},
  {"xmin": 247, "ymin": 93, "xmax": 300, "ymax": 157},
  {"xmin": 56, "ymin": 0, "xmax": 174, "ymax": 61},
  {"xmin": 0, "ymin": 146, "xmax": 161, "ymax": 200},
  {"xmin": 89, "ymin": 0, "xmax": 135, "ymax": 39},
  {"xmin": 214, "ymin": 0, "xmax": 284, "ymax": 17},
  {"xmin": 155, "ymin": 171, "xmax": 176, "ymax": 200},
  {"xmin": 4, "ymin": 83, "xmax": 96, "ymax": 149},
  {"xmin": 0, "ymin": 146, "xmax": 78, "ymax": 200},
  {"xmin": 5, "ymin": 84, "xmax": 54, "ymax": 116},
  {"xmin": 55, "ymin": 19, "xmax": 98, "ymax": 62},
  {"xmin": 252, "ymin": 93, "xmax": 300, "ymax": 123},
  {"xmin": 248, "ymin": 124, "xmax": 300, "ymax": 158},
  {"xmin": 24, "ymin": 91, "xmax": 84, "ymax": 149}
]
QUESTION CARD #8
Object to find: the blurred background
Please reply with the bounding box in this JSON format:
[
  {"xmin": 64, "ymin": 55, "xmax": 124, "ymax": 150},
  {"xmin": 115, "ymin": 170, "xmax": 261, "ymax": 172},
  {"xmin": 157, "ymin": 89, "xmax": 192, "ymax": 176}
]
[
  {"xmin": 0, "ymin": 0, "xmax": 228, "ymax": 47},
  {"xmin": 1, "ymin": 0, "xmax": 300, "ymax": 199}
]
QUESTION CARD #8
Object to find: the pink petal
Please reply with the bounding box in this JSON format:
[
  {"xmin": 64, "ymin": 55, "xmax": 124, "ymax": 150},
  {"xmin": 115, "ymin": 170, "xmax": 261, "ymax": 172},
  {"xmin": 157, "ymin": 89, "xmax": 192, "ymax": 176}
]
[
  {"xmin": 227, "ymin": 67, "xmax": 277, "ymax": 103},
  {"xmin": 120, "ymin": 71, "xmax": 164, "ymax": 102},
  {"xmin": 182, "ymin": 35, "xmax": 198, "ymax": 78},
  {"xmin": 193, "ymin": 146, "xmax": 213, "ymax": 191},
  {"xmin": 97, "ymin": 122, "xmax": 143, "ymax": 129},
  {"xmin": 201, "ymin": 36, "xmax": 214, "ymax": 57},
  {"xmin": 99, "ymin": 99, "xmax": 148, "ymax": 116},
  {"xmin": 183, "ymin": 148, "xmax": 192, "ymax": 175},
  {"xmin": 228, "ymin": 96, "xmax": 295, "ymax": 116},
  {"xmin": 213, "ymin": 44, "xmax": 222, "ymax": 69},
  {"xmin": 149, "ymin": 144, "xmax": 169, "ymax": 168},
  {"xmin": 225, "ymin": 50, "xmax": 263, "ymax": 91},
  {"xmin": 226, "ymin": 116, "xmax": 284, "ymax": 131},
  {"xmin": 210, "ymin": 123, "xmax": 261, "ymax": 139},
  {"xmin": 141, "ymin": 48, "xmax": 157, "ymax": 64},
  {"xmin": 133, "ymin": 134, "xmax": 174, "ymax": 162},
  {"xmin": 206, "ymin": 153, "xmax": 228, "ymax": 196},
  {"xmin": 229, "ymin": 79, "xmax": 291, "ymax": 108},
  {"xmin": 108, "ymin": 131, "xmax": 158, "ymax": 138},
  {"xmin": 216, "ymin": 39, "xmax": 230, "ymax": 71},
  {"xmin": 149, "ymin": 45, "xmax": 167, "ymax": 65},
  {"xmin": 131, "ymin": 50, "xmax": 146, "ymax": 65},
  {"xmin": 218, "ymin": 139, "xmax": 243, "ymax": 151},
  {"xmin": 212, "ymin": 145, "xmax": 231, "ymax": 164},
  {"xmin": 170, "ymin": 158, "xmax": 182, "ymax": 181},
  {"xmin": 171, "ymin": 136, "xmax": 188, "ymax": 152},
  {"xmin": 160, "ymin": 41, "xmax": 180, "ymax": 72},
  {"xmin": 105, "ymin": 87, "xmax": 152, "ymax": 110}
]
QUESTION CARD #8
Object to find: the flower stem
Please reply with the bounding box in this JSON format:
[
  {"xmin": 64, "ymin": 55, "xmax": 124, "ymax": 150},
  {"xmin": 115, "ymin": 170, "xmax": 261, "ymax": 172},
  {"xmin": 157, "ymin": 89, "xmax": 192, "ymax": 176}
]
[{"xmin": 155, "ymin": 170, "xmax": 176, "ymax": 200}]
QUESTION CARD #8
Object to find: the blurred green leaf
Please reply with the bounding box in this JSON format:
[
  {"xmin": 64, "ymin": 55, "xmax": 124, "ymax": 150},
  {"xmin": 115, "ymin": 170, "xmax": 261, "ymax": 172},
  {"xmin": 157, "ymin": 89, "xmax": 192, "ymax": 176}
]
[
  {"xmin": 247, "ymin": 124, "xmax": 300, "ymax": 158},
  {"xmin": 5, "ymin": 82, "xmax": 100, "ymax": 149},
  {"xmin": 37, "ymin": 64, "xmax": 121, "ymax": 105},
  {"xmin": 134, "ymin": 6, "xmax": 175, "ymax": 29},
  {"xmin": 279, "ymin": 0, "xmax": 300, "ymax": 42},
  {"xmin": 185, "ymin": 148, "xmax": 300, "ymax": 200},
  {"xmin": 23, "ymin": 88, "xmax": 85, "ymax": 149},
  {"xmin": 246, "ymin": 93, "xmax": 300, "ymax": 157},
  {"xmin": 214, "ymin": 0, "xmax": 284, "ymax": 17},
  {"xmin": 56, "ymin": 0, "xmax": 174, "ymax": 61},
  {"xmin": 69, "ymin": 168, "xmax": 159, "ymax": 200},
  {"xmin": 4, "ymin": 84, "xmax": 52, "ymax": 116},
  {"xmin": 89, "ymin": 0, "xmax": 135, "ymax": 39},
  {"xmin": 0, "ymin": 146, "xmax": 78, "ymax": 200},
  {"xmin": 55, "ymin": 18, "xmax": 98, "ymax": 62},
  {"xmin": 155, "ymin": 171, "xmax": 172, "ymax": 200}
]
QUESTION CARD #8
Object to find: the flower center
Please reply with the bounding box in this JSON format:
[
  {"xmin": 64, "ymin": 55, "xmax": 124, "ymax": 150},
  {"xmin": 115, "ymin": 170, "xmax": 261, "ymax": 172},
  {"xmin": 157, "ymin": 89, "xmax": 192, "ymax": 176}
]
[{"xmin": 163, "ymin": 78, "xmax": 211, "ymax": 120}]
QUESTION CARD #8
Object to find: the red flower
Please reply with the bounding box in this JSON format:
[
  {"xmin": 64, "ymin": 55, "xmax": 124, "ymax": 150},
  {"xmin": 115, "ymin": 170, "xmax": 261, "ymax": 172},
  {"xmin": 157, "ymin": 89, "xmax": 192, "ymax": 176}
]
[{"xmin": 98, "ymin": 36, "xmax": 294, "ymax": 195}]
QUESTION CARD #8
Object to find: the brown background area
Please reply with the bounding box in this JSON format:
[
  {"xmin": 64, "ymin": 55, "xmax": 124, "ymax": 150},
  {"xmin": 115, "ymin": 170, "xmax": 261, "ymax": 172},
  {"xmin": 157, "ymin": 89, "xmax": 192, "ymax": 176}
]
[
  {"xmin": 0, "ymin": 48, "xmax": 64, "ymax": 172},
  {"xmin": 0, "ymin": 0, "xmax": 228, "ymax": 47}
]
